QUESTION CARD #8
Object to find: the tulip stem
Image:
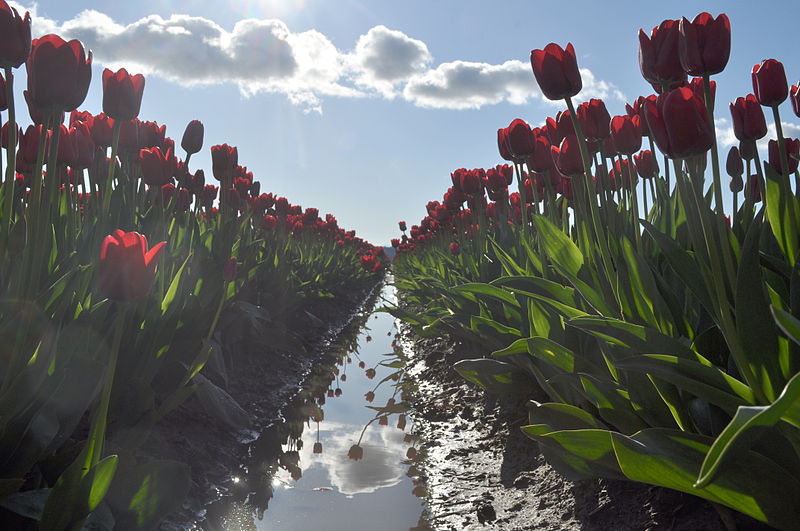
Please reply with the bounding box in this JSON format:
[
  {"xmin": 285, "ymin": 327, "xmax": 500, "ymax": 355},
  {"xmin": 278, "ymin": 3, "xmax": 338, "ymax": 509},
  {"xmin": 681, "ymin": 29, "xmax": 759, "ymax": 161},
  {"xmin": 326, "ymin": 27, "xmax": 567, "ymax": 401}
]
[
  {"xmin": 702, "ymin": 75, "xmax": 725, "ymax": 216},
  {"xmin": 771, "ymin": 105, "xmax": 800, "ymax": 247},
  {"xmin": 102, "ymin": 120, "xmax": 122, "ymax": 222},
  {"xmin": 2, "ymin": 67, "xmax": 17, "ymax": 238}
]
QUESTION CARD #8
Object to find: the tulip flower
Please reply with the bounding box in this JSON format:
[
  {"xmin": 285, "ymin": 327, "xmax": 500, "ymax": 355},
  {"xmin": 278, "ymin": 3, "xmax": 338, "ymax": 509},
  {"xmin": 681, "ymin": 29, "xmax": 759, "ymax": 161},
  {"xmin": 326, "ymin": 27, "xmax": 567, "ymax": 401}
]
[
  {"xmin": 527, "ymin": 128, "xmax": 555, "ymax": 172},
  {"xmin": 181, "ymin": 119, "xmax": 204, "ymax": 155},
  {"xmin": 97, "ymin": 230, "xmax": 166, "ymax": 301},
  {"xmin": 550, "ymin": 134, "xmax": 584, "ymax": 176},
  {"xmin": 211, "ymin": 143, "xmax": 238, "ymax": 182},
  {"xmin": 678, "ymin": 13, "xmax": 731, "ymax": 76},
  {"xmin": 449, "ymin": 242, "xmax": 460, "ymax": 255},
  {"xmin": 530, "ymin": 43, "xmax": 582, "ymax": 101},
  {"xmin": 0, "ymin": 1, "xmax": 31, "ymax": 69},
  {"xmin": 726, "ymin": 146, "xmax": 743, "ymax": 178},
  {"xmin": 645, "ymin": 86, "xmax": 714, "ymax": 159},
  {"xmin": 313, "ymin": 442, "xmax": 323, "ymax": 454},
  {"xmin": 768, "ymin": 138, "xmax": 800, "ymax": 174},
  {"xmin": 496, "ymin": 128, "xmax": 513, "ymax": 161},
  {"xmin": 576, "ymin": 99, "xmax": 611, "ymax": 140},
  {"xmin": 102, "ymin": 68, "xmax": 145, "ymax": 122},
  {"xmin": 398, "ymin": 221, "xmax": 407, "ymax": 232},
  {"xmin": 752, "ymin": 59, "xmax": 788, "ymax": 107},
  {"xmin": 639, "ymin": 20, "xmax": 687, "ymax": 90},
  {"xmin": 505, "ymin": 118, "xmax": 536, "ymax": 160},
  {"xmin": 26, "ymin": 34, "xmax": 92, "ymax": 113},
  {"xmin": 610, "ymin": 115, "xmax": 642, "ymax": 155},
  {"xmin": 139, "ymin": 121, "xmax": 166, "ymax": 150},
  {"xmin": 729, "ymin": 94, "xmax": 767, "ymax": 142},
  {"xmin": 634, "ymin": 151, "xmax": 658, "ymax": 179},
  {"xmin": 139, "ymin": 146, "xmax": 175, "ymax": 187},
  {"xmin": 791, "ymin": 84, "xmax": 800, "ymax": 118}
]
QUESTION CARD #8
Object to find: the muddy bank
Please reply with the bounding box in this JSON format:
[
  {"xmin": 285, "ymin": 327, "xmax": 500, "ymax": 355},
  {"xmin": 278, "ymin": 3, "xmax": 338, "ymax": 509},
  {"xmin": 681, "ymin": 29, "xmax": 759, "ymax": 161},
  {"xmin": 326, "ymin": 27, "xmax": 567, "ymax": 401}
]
[
  {"xmin": 145, "ymin": 277, "xmax": 384, "ymax": 529},
  {"xmin": 401, "ymin": 332, "xmax": 772, "ymax": 531}
]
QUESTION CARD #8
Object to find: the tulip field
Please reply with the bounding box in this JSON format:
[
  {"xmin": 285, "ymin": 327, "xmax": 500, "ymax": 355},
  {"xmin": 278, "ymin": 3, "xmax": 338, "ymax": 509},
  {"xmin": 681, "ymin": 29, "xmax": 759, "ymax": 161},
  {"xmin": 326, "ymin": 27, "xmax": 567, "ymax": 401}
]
[
  {"xmin": 0, "ymin": 2, "xmax": 387, "ymax": 529},
  {"xmin": 2, "ymin": 1, "xmax": 800, "ymax": 529},
  {"xmin": 391, "ymin": 12, "xmax": 800, "ymax": 531}
]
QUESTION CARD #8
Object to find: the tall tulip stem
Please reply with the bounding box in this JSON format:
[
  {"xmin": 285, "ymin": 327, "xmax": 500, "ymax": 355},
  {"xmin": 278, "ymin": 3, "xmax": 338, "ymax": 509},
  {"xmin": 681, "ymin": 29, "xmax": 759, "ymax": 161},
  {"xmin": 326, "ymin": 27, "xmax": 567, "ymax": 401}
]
[
  {"xmin": 2, "ymin": 67, "xmax": 17, "ymax": 236},
  {"xmin": 102, "ymin": 120, "xmax": 122, "ymax": 219},
  {"xmin": 702, "ymin": 75, "xmax": 725, "ymax": 216}
]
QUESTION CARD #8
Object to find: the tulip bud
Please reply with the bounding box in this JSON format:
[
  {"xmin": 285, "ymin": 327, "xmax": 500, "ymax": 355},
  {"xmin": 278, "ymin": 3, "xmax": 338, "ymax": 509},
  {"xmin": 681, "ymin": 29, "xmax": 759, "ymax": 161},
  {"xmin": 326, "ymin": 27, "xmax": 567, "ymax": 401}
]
[
  {"xmin": 181, "ymin": 119, "xmax": 204, "ymax": 155},
  {"xmin": 726, "ymin": 146, "xmax": 743, "ymax": 178}
]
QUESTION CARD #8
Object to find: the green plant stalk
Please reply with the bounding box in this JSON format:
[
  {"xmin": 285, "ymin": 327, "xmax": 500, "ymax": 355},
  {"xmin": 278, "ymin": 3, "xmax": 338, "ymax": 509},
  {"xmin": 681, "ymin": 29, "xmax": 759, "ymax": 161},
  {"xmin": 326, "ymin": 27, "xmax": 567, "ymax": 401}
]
[
  {"xmin": 702, "ymin": 75, "xmax": 725, "ymax": 216},
  {"xmin": 564, "ymin": 96, "xmax": 615, "ymax": 281},
  {"xmin": 626, "ymin": 154, "xmax": 643, "ymax": 251},
  {"xmin": 101, "ymin": 121, "xmax": 122, "ymax": 222},
  {"xmin": 675, "ymin": 159, "xmax": 766, "ymax": 404},
  {"xmin": 771, "ymin": 105, "xmax": 799, "ymax": 231},
  {"xmin": 2, "ymin": 67, "xmax": 17, "ymax": 236}
]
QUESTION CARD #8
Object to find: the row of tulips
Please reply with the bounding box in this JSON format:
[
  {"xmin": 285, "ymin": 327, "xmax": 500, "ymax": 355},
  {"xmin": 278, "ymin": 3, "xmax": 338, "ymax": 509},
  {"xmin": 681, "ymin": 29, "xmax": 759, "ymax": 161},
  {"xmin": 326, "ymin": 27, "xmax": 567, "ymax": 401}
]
[
  {"xmin": 390, "ymin": 12, "xmax": 800, "ymax": 530},
  {"xmin": 0, "ymin": 2, "xmax": 385, "ymax": 529}
]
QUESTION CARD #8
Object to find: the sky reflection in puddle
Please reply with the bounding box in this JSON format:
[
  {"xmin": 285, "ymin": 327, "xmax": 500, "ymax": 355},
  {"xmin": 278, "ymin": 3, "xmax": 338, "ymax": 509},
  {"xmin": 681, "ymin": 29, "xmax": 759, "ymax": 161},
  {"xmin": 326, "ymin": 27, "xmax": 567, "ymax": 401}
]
[{"xmin": 207, "ymin": 284, "xmax": 429, "ymax": 531}]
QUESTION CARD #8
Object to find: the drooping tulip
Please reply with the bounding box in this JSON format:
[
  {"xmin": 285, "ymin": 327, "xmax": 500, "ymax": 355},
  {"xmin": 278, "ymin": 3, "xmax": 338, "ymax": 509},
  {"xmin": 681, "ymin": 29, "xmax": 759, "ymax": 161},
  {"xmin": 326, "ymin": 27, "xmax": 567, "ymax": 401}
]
[
  {"xmin": 97, "ymin": 230, "xmax": 166, "ymax": 301},
  {"xmin": 530, "ymin": 43, "xmax": 582, "ymax": 101}
]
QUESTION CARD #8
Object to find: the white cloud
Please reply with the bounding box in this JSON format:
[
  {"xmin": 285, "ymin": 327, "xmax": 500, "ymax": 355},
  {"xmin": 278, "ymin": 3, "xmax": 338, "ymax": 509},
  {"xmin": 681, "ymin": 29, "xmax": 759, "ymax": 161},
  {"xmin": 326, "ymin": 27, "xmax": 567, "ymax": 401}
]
[{"xmin": 10, "ymin": 2, "xmax": 622, "ymax": 113}]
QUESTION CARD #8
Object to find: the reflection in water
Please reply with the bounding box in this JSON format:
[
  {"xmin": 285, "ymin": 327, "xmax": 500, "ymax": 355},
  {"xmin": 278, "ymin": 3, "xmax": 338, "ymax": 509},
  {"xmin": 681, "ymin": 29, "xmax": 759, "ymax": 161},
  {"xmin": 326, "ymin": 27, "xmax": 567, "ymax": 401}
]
[{"xmin": 202, "ymin": 285, "xmax": 429, "ymax": 530}]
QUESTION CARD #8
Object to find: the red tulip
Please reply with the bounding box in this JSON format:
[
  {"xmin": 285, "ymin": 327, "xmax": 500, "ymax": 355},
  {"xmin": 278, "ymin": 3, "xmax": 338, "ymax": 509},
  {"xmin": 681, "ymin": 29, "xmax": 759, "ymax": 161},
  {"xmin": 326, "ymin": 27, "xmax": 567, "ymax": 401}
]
[
  {"xmin": 139, "ymin": 146, "xmax": 174, "ymax": 187},
  {"xmin": 610, "ymin": 115, "xmax": 642, "ymax": 155},
  {"xmin": 726, "ymin": 146, "xmax": 743, "ymax": 178},
  {"xmin": 0, "ymin": 1, "xmax": 31, "ymax": 69},
  {"xmin": 739, "ymin": 140, "xmax": 758, "ymax": 161},
  {"xmin": 89, "ymin": 113, "xmax": 114, "ymax": 147},
  {"xmin": 639, "ymin": 20, "xmax": 687, "ymax": 90},
  {"xmin": 768, "ymin": 138, "xmax": 800, "ymax": 174},
  {"xmin": 678, "ymin": 13, "xmax": 731, "ymax": 76},
  {"xmin": 576, "ymin": 99, "xmax": 610, "ymax": 140},
  {"xmin": 181, "ymin": 119, "xmax": 204, "ymax": 155},
  {"xmin": 527, "ymin": 128, "xmax": 555, "ymax": 172},
  {"xmin": 505, "ymin": 118, "xmax": 536, "ymax": 159},
  {"xmin": 644, "ymin": 86, "xmax": 714, "ymax": 159},
  {"xmin": 550, "ymin": 134, "xmax": 583, "ymax": 176},
  {"xmin": 0, "ymin": 74, "xmax": 5, "ymax": 112},
  {"xmin": 530, "ymin": 43, "xmax": 582, "ymax": 101},
  {"xmin": 496, "ymin": 128, "xmax": 513, "ymax": 161},
  {"xmin": 102, "ymin": 68, "xmax": 144, "ymax": 122},
  {"xmin": 97, "ymin": 230, "xmax": 166, "ymax": 301},
  {"xmin": 791, "ymin": 84, "xmax": 800, "ymax": 118},
  {"xmin": 211, "ymin": 143, "xmax": 238, "ymax": 182},
  {"xmin": 398, "ymin": 221, "xmax": 407, "ymax": 232},
  {"xmin": 449, "ymin": 242, "xmax": 460, "ymax": 255},
  {"xmin": 118, "ymin": 117, "xmax": 140, "ymax": 152},
  {"xmin": 26, "ymin": 34, "xmax": 92, "ymax": 113},
  {"xmin": 139, "ymin": 121, "xmax": 166, "ymax": 149},
  {"xmin": 729, "ymin": 94, "xmax": 767, "ymax": 141},
  {"xmin": 752, "ymin": 59, "xmax": 788, "ymax": 107}
]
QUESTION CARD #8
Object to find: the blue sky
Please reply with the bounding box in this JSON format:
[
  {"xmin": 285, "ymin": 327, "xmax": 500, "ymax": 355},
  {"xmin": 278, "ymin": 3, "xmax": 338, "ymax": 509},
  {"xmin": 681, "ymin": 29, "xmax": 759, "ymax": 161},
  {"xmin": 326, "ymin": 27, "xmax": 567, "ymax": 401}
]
[{"xmin": 9, "ymin": 0, "xmax": 800, "ymax": 244}]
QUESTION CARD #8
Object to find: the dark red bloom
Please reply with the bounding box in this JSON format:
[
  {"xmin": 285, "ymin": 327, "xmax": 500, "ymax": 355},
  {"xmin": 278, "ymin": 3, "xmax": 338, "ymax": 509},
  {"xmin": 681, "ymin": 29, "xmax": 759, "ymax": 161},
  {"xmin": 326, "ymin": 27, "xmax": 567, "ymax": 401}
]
[
  {"xmin": 791, "ymin": 84, "xmax": 800, "ymax": 118},
  {"xmin": 399, "ymin": 221, "xmax": 407, "ymax": 232},
  {"xmin": 644, "ymin": 86, "xmax": 714, "ymax": 159},
  {"xmin": 550, "ymin": 134, "xmax": 583, "ymax": 176},
  {"xmin": 729, "ymin": 94, "xmax": 767, "ymax": 141},
  {"xmin": 211, "ymin": 143, "xmax": 238, "ymax": 182},
  {"xmin": 634, "ymin": 150, "xmax": 658, "ymax": 179},
  {"xmin": 639, "ymin": 20, "xmax": 687, "ymax": 91},
  {"xmin": 626, "ymin": 95, "xmax": 657, "ymax": 136},
  {"xmin": 139, "ymin": 146, "xmax": 174, "ymax": 187},
  {"xmin": 97, "ymin": 230, "xmax": 166, "ymax": 301},
  {"xmin": 768, "ymin": 138, "xmax": 800, "ymax": 174},
  {"xmin": 102, "ymin": 68, "xmax": 145, "ymax": 122},
  {"xmin": 220, "ymin": 187, "xmax": 242, "ymax": 211},
  {"xmin": 678, "ymin": 13, "xmax": 731, "ymax": 76},
  {"xmin": 24, "ymin": 89, "xmax": 61, "ymax": 125},
  {"xmin": 139, "ymin": 121, "xmax": 166, "ymax": 149},
  {"xmin": 506, "ymin": 119, "xmax": 536, "ymax": 159},
  {"xmin": 118, "ymin": 118, "xmax": 140, "ymax": 153},
  {"xmin": 526, "ymin": 128, "xmax": 555, "ymax": 172},
  {"xmin": 0, "ymin": 2, "xmax": 31, "ymax": 69},
  {"xmin": 88, "ymin": 113, "xmax": 114, "ymax": 147},
  {"xmin": 449, "ymin": 242, "xmax": 460, "ymax": 255},
  {"xmin": 576, "ymin": 99, "xmax": 611, "ymax": 140},
  {"xmin": 497, "ymin": 128, "xmax": 513, "ymax": 161},
  {"xmin": 530, "ymin": 43, "xmax": 582, "ymax": 101},
  {"xmin": 460, "ymin": 169, "xmax": 483, "ymax": 194},
  {"xmin": 752, "ymin": 59, "xmax": 788, "ymax": 107},
  {"xmin": 0, "ymin": 74, "xmax": 5, "ymax": 112},
  {"xmin": 26, "ymin": 34, "xmax": 92, "ymax": 113},
  {"xmin": 726, "ymin": 146, "xmax": 743, "ymax": 178},
  {"xmin": 181, "ymin": 119, "xmax": 204, "ymax": 155},
  {"xmin": 610, "ymin": 115, "xmax": 642, "ymax": 155}
]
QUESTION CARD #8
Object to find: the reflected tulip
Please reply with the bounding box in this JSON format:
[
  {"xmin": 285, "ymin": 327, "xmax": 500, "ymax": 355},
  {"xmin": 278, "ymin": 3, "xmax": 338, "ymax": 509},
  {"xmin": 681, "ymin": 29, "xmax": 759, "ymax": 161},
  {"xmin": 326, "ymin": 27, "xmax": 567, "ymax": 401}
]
[
  {"xmin": 313, "ymin": 442, "xmax": 323, "ymax": 454},
  {"xmin": 365, "ymin": 391, "xmax": 375, "ymax": 402},
  {"xmin": 379, "ymin": 416, "xmax": 388, "ymax": 426},
  {"xmin": 406, "ymin": 447, "xmax": 417, "ymax": 459},
  {"xmin": 365, "ymin": 368, "xmax": 376, "ymax": 379},
  {"xmin": 348, "ymin": 444, "xmax": 364, "ymax": 461},
  {"xmin": 397, "ymin": 414, "xmax": 407, "ymax": 430}
]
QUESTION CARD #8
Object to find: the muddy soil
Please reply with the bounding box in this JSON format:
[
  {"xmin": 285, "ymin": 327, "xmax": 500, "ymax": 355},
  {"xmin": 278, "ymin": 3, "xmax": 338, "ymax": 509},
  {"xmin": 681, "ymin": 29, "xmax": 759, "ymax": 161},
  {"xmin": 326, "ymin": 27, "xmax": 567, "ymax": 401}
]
[
  {"xmin": 402, "ymin": 333, "xmax": 774, "ymax": 531},
  {"xmin": 146, "ymin": 278, "xmax": 383, "ymax": 529}
]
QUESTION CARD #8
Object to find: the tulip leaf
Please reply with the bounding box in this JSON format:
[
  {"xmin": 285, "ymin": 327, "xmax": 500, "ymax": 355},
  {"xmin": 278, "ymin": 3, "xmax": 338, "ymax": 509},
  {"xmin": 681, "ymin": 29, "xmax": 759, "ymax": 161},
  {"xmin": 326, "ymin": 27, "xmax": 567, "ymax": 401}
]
[
  {"xmin": 533, "ymin": 214, "xmax": 583, "ymax": 278},
  {"xmin": 160, "ymin": 253, "xmax": 192, "ymax": 316},
  {"xmin": 697, "ymin": 372, "xmax": 800, "ymax": 488},
  {"xmin": 772, "ymin": 305, "xmax": 800, "ymax": 347},
  {"xmin": 450, "ymin": 282, "xmax": 520, "ymax": 308},
  {"xmin": 569, "ymin": 316, "xmax": 697, "ymax": 360},
  {"xmin": 764, "ymin": 162, "xmax": 800, "ymax": 266},
  {"xmin": 454, "ymin": 358, "xmax": 534, "ymax": 394},
  {"xmin": 521, "ymin": 427, "xmax": 625, "ymax": 481}
]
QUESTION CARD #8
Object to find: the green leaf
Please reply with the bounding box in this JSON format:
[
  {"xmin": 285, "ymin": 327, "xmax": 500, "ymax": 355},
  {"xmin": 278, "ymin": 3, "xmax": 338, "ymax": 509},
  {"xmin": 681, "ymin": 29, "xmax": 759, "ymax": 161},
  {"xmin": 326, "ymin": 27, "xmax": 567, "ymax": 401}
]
[
  {"xmin": 160, "ymin": 253, "xmax": 192, "ymax": 315},
  {"xmin": 697, "ymin": 372, "xmax": 800, "ymax": 488},
  {"xmin": 764, "ymin": 161, "xmax": 800, "ymax": 266},
  {"xmin": 453, "ymin": 358, "xmax": 534, "ymax": 394},
  {"xmin": 533, "ymin": 214, "xmax": 584, "ymax": 277},
  {"xmin": 108, "ymin": 459, "xmax": 191, "ymax": 530},
  {"xmin": 450, "ymin": 282, "xmax": 520, "ymax": 308},
  {"xmin": 772, "ymin": 306, "xmax": 800, "ymax": 346},
  {"xmin": 615, "ymin": 354, "xmax": 755, "ymax": 412},
  {"xmin": 569, "ymin": 316, "xmax": 697, "ymax": 360},
  {"xmin": 521, "ymin": 427, "xmax": 625, "ymax": 481},
  {"xmin": 611, "ymin": 428, "xmax": 800, "ymax": 528}
]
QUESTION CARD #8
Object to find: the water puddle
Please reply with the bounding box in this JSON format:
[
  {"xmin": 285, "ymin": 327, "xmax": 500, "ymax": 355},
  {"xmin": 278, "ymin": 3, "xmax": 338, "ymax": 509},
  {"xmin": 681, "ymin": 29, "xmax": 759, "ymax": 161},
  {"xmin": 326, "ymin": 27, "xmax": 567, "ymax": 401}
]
[{"xmin": 203, "ymin": 284, "xmax": 429, "ymax": 530}]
